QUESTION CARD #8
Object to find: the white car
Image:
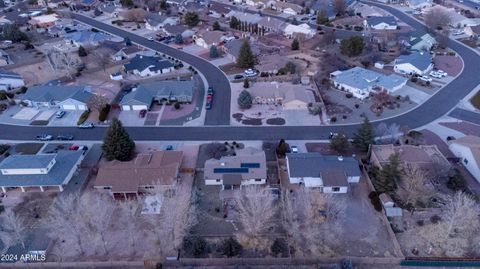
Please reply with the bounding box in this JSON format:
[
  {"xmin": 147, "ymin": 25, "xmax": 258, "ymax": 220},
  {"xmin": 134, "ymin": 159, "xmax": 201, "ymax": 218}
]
[
  {"xmin": 244, "ymin": 68, "xmax": 257, "ymax": 77},
  {"xmin": 429, "ymin": 71, "xmax": 442, "ymax": 79},
  {"xmin": 147, "ymin": 37, "xmax": 154, "ymax": 41},
  {"xmin": 419, "ymin": 75, "xmax": 433, "ymax": 82},
  {"xmin": 437, "ymin": 70, "xmax": 447, "ymax": 77},
  {"xmin": 291, "ymin": 146, "xmax": 298, "ymax": 153}
]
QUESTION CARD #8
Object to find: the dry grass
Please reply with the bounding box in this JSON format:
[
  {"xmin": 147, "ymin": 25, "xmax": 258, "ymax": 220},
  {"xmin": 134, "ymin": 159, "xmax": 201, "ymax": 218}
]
[{"xmin": 470, "ymin": 90, "xmax": 480, "ymax": 109}]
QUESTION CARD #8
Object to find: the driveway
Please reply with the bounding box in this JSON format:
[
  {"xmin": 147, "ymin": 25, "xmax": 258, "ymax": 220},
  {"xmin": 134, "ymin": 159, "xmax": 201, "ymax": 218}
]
[
  {"xmin": 395, "ymin": 85, "xmax": 430, "ymax": 104},
  {"xmin": 49, "ymin": 110, "xmax": 84, "ymax": 127}
]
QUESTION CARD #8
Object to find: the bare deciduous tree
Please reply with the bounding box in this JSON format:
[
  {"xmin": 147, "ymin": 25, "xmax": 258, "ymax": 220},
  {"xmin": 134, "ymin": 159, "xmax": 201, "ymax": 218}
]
[
  {"xmin": 93, "ymin": 48, "xmax": 112, "ymax": 73},
  {"xmin": 118, "ymin": 199, "xmax": 142, "ymax": 256},
  {"xmin": 124, "ymin": 8, "xmax": 147, "ymax": 22},
  {"xmin": 0, "ymin": 209, "xmax": 28, "ymax": 251},
  {"xmin": 234, "ymin": 186, "xmax": 277, "ymax": 238},
  {"xmin": 397, "ymin": 165, "xmax": 431, "ymax": 205},
  {"xmin": 424, "ymin": 7, "xmax": 451, "ymax": 31},
  {"xmin": 442, "ymin": 191, "xmax": 479, "ymax": 238},
  {"xmin": 332, "ymin": 0, "xmax": 347, "ymax": 16},
  {"xmin": 86, "ymin": 94, "xmax": 108, "ymax": 111}
]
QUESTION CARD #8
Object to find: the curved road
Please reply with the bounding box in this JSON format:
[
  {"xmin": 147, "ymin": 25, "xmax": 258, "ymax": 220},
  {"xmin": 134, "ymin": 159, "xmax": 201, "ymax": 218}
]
[{"xmin": 0, "ymin": 5, "xmax": 479, "ymax": 141}]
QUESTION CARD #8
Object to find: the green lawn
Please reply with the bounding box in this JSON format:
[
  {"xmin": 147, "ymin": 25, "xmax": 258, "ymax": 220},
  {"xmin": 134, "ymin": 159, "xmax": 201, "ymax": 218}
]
[{"xmin": 470, "ymin": 91, "xmax": 480, "ymax": 109}]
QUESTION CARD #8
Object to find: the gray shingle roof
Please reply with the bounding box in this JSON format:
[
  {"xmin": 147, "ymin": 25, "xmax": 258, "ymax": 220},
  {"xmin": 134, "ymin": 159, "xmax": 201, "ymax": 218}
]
[
  {"xmin": 123, "ymin": 55, "xmax": 174, "ymax": 73},
  {"xmin": 0, "ymin": 151, "xmax": 83, "ymax": 187},
  {"xmin": 121, "ymin": 80, "xmax": 194, "ymax": 105},
  {"xmin": 332, "ymin": 67, "xmax": 408, "ymax": 91},
  {"xmin": 146, "ymin": 13, "xmax": 167, "ymax": 26},
  {"xmin": 0, "ymin": 154, "xmax": 56, "ymax": 170},
  {"xmin": 366, "ymin": 16, "xmax": 397, "ymax": 27},
  {"xmin": 21, "ymin": 85, "xmax": 93, "ymax": 103},
  {"xmin": 286, "ymin": 153, "xmax": 360, "ymax": 178},
  {"xmin": 395, "ymin": 52, "xmax": 432, "ymax": 71},
  {"xmin": 0, "ymin": 70, "xmax": 22, "ymax": 80},
  {"xmin": 224, "ymin": 39, "xmax": 260, "ymax": 59}
]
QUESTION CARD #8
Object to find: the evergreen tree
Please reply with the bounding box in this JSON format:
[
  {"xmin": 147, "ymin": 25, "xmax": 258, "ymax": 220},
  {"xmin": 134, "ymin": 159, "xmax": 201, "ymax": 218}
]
[
  {"xmin": 330, "ymin": 133, "xmax": 349, "ymax": 153},
  {"xmin": 159, "ymin": 0, "xmax": 167, "ymax": 10},
  {"xmin": 376, "ymin": 153, "xmax": 402, "ymax": 193},
  {"xmin": 220, "ymin": 237, "xmax": 242, "ymax": 257},
  {"xmin": 102, "ymin": 118, "xmax": 135, "ymax": 161},
  {"xmin": 175, "ymin": 34, "xmax": 183, "ymax": 44},
  {"xmin": 78, "ymin": 45, "xmax": 87, "ymax": 57},
  {"xmin": 291, "ymin": 38, "xmax": 299, "ymax": 50},
  {"xmin": 340, "ymin": 36, "xmax": 364, "ymax": 57},
  {"xmin": 124, "ymin": 37, "xmax": 132, "ymax": 46},
  {"xmin": 229, "ymin": 16, "xmax": 240, "ymax": 29},
  {"xmin": 213, "ymin": 21, "xmax": 221, "ymax": 31},
  {"xmin": 236, "ymin": 40, "xmax": 255, "ymax": 68},
  {"xmin": 243, "ymin": 78, "xmax": 249, "ymax": 88},
  {"xmin": 237, "ymin": 90, "xmax": 252, "ymax": 109},
  {"xmin": 184, "ymin": 11, "xmax": 199, "ymax": 27},
  {"xmin": 276, "ymin": 139, "xmax": 290, "ymax": 157},
  {"xmin": 209, "ymin": 45, "xmax": 219, "ymax": 58},
  {"xmin": 352, "ymin": 117, "xmax": 374, "ymax": 151},
  {"xmin": 316, "ymin": 9, "xmax": 328, "ymax": 25}
]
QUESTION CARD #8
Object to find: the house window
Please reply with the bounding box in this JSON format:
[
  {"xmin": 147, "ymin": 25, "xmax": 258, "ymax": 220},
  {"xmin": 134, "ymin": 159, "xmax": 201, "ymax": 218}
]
[
  {"xmin": 332, "ymin": 187, "xmax": 340, "ymax": 192},
  {"xmin": 464, "ymin": 159, "xmax": 468, "ymax": 165},
  {"xmin": 216, "ymin": 179, "xmax": 221, "ymax": 182},
  {"xmin": 144, "ymin": 186, "xmax": 154, "ymax": 189},
  {"xmin": 103, "ymin": 186, "xmax": 111, "ymax": 190},
  {"xmin": 255, "ymin": 178, "xmax": 262, "ymax": 182}
]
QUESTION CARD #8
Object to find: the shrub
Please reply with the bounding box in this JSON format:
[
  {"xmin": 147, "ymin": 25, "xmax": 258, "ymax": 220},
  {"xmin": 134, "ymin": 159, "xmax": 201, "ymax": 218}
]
[
  {"xmin": 411, "ymin": 77, "xmax": 418, "ymax": 83},
  {"xmin": 330, "ymin": 116, "xmax": 337, "ymax": 123},
  {"xmin": 0, "ymin": 90, "xmax": 6, "ymax": 100},
  {"xmin": 368, "ymin": 192, "xmax": 382, "ymax": 212},
  {"xmin": 183, "ymin": 236, "xmax": 209, "ymax": 257},
  {"xmin": 345, "ymin": 93, "xmax": 353, "ymax": 98},
  {"xmin": 336, "ymin": 25, "xmax": 343, "ymax": 29},
  {"xmin": 341, "ymin": 259, "xmax": 353, "ymax": 269},
  {"xmin": 354, "ymin": 26, "xmax": 363, "ymax": 31},
  {"xmin": 342, "ymin": 115, "xmax": 347, "ymax": 119},
  {"xmin": 155, "ymin": 263, "xmax": 163, "ymax": 269},
  {"xmin": 77, "ymin": 110, "xmax": 90, "ymax": 125},
  {"xmin": 430, "ymin": 214, "xmax": 441, "ymax": 224},
  {"xmin": 271, "ymin": 238, "xmax": 288, "ymax": 257},
  {"xmin": 416, "ymin": 220, "xmax": 424, "ymax": 226},
  {"xmin": 98, "ymin": 104, "xmax": 111, "ymax": 122},
  {"xmin": 220, "ymin": 237, "xmax": 242, "ymax": 257},
  {"xmin": 354, "ymin": 103, "xmax": 359, "ymax": 109},
  {"xmin": 174, "ymin": 102, "xmax": 181, "ymax": 109},
  {"xmin": 18, "ymin": 86, "xmax": 28, "ymax": 94},
  {"xmin": 447, "ymin": 168, "xmax": 466, "ymax": 191},
  {"xmin": 0, "ymin": 144, "xmax": 10, "ymax": 155},
  {"xmin": 0, "ymin": 103, "xmax": 6, "ymax": 111}
]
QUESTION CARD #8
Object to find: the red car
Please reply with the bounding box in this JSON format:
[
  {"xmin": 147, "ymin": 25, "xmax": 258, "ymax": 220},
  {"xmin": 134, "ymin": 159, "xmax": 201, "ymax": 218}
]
[{"xmin": 139, "ymin": 109, "xmax": 147, "ymax": 118}]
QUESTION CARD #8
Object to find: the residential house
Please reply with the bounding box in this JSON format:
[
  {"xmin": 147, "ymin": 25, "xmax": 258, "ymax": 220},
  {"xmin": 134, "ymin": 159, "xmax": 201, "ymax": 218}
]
[
  {"xmin": 64, "ymin": 30, "xmax": 109, "ymax": 47},
  {"xmin": 162, "ymin": 24, "xmax": 195, "ymax": 39},
  {"xmin": 19, "ymin": 85, "xmax": 93, "ymax": 110},
  {"xmin": 224, "ymin": 39, "xmax": 260, "ymax": 62},
  {"xmin": 310, "ymin": 0, "xmax": 356, "ymax": 20},
  {"xmin": 123, "ymin": 55, "xmax": 175, "ymax": 77},
  {"xmin": 112, "ymin": 46, "xmax": 142, "ymax": 61},
  {"xmin": 0, "ymin": 50, "xmax": 12, "ymax": 66},
  {"xmin": 94, "ymin": 151, "xmax": 183, "ymax": 199},
  {"xmin": 369, "ymin": 144, "xmax": 450, "ymax": 174},
  {"xmin": 258, "ymin": 16, "xmax": 286, "ymax": 34},
  {"xmin": 166, "ymin": 0, "xmax": 184, "ymax": 6},
  {"xmin": 204, "ymin": 147, "xmax": 267, "ymax": 190},
  {"xmin": 0, "ymin": 151, "xmax": 83, "ymax": 193},
  {"xmin": 80, "ymin": 0, "xmax": 99, "ymax": 9},
  {"xmin": 96, "ymin": 3, "xmax": 120, "ymax": 17},
  {"xmin": 286, "ymin": 153, "xmax": 361, "ymax": 192},
  {"xmin": 194, "ymin": 30, "xmax": 229, "ymax": 49},
  {"xmin": 226, "ymin": 11, "xmax": 262, "ymax": 25},
  {"xmin": 120, "ymin": 80, "xmax": 194, "ymax": 110},
  {"xmin": 408, "ymin": 33, "xmax": 436, "ymax": 51},
  {"xmin": 353, "ymin": 3, "xmax": 385, "ymax": 17},
  {"xmin": 406, "ymin": 0, "xmax": 432, "ymax": 10},
  {"xmin": 28, "ymin": 14, "xmax": 59, "ymax": 29},
  {"xmin": 208, "ymin": 2, "xmax": 231, "ymax": 18},
  {"xmin": 449, "ymin": 135, "xmax": 480, "ymax": 183},
  {"xmin": 465, "ymin": 25, "xmax": 480, "ymax": 38},
  {"xmin": 0, "ymin": 70, "xmax": 24, "ymax": 90},
  {"xmin": 330, "ymin": 67, "xmax": 408, "ymax": 100},
  {"xmin": 272, "ymin": 1, "xmax": 303, "ymax": 16},
  {"xmin": 364, "ymin": 16, "xmax": 397, "ymax": 30},
  {"xmin": 393, "ymin": 51, "xmax": 433, "ymax": 75},
  {"xmin": 283, "ymin": 23, "xmax": 315, "ymax": 38},
  {"xmin": 247, "ymin": 82, "xmax": 314, "ymax": 109},
  {"xmin": 424, "ymin": 6, "xmax": 480, "ymax": 29},
  {"xmin": 145, "ymin": 13, "xmax": 178, "ymax": 31}
]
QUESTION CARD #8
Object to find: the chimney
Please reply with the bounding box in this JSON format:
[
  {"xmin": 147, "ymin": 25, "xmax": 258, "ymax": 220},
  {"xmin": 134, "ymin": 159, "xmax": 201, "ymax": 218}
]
[{"xmin": 338, "ymin": 156, "xmax": 344, "ymax": 161}]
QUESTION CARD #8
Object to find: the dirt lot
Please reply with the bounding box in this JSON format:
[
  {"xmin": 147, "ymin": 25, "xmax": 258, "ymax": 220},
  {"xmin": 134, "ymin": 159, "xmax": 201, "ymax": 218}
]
[{"xmin": 433, "ymin": 55, "xmax": 463, "ymax": 77}]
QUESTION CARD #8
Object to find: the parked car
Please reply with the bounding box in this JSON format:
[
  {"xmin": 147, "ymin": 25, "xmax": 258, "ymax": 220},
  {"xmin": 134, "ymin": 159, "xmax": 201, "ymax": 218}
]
[
  {"xmin": 244, "ymin": 68, "xmax": 257, "ymax": 77},
  {"xmin": 291, "ymin": 146, "xmax": 298, "ymax": 153},
  {"xmin": 418, "ymin": 76, "xmax": 432, "ymax": 82},
  {"xmin": 78, "ymin": 122, "xmax": 94, "ymax": 129},
  {"xmin": 436, "ymin": 70, "xmax": 447, "ymax": 77},
  {"xmin": 57, "ymin": 134, "xmax": 74, "ymax": 141},
  {"xmin": 139, "ymin": 109, "xmax": 147, "ymax": 118},
  {"xmin": 55, "ymin": 110, "xmax": 66, "ymax": 118},
  {"xmin": 36, "ymin": 134, "xmax": 53, "ymax": 141},
  {"xmin": 69, "ymin": 145, "xmax": 88, "ymax": 151},
  {"xmin": 147, "ymin": 37, "xmax": 154, "ymax": 41},
  {"xmin": 205, "ymin": 100, "xmax": 212, "ymax": 110},
  {"xmin": 207, "ymin": 87, "xmax": 214, "ymax": 96},
  {"xmin": 270, "ymin": 188, "xmax": 280, "ymax": 199},
  {"xmin": 429, "ymin": 71, "xmax": 443, "ymax": 79},
  {"xmin": 233, "ymin": 74, "xmax": 244, "ymax": 80},
  {"xmin": 165, "ymin": 145, "xmax": 173, "ymax": 150}
]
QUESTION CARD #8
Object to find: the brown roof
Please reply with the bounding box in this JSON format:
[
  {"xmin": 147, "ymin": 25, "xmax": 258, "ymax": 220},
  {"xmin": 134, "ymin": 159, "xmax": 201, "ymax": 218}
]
[
  {"xmin": 321, "ymin": 170, "xmax": 348, "ymax": 187},
  {"xmin": 94, "ymin": 151, "xmax": 183, "ymax": 193}
]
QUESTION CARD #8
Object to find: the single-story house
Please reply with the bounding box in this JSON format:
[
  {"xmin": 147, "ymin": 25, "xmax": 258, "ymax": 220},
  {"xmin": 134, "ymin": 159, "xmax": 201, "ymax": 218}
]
[
  {"xmin": 28, "ymin": 14, "xmax": 59, "ymax": 29},
  {"xmin": 123, "ymin": 55, "xmax": 175, "ymax": 77},
  {"xmin": 112, "ymin": 45, "xmax": 142, "ymax": 61},
  {"xmin": 110, "ymin": 72, "xmax": 123, "ymax": 81},
  {"xmin": 96, "ymin": 3, "xmax": 120, "ymax": 17},
  {"xmin": 258, "ymin": 16, "xmax": 286, "ymax": 33},
  {"xmin": 330, "ymin": 67, "xmax": 408, "ymax": 100},
  {"xmin": 449, "ymin": 136, "xmax": 480, "ymax": 183},
  {"xmin": 208, "ymin": 2, "xmax": 231, "ymax": 18},
  {"xmin": 393, "ymin": 51, "xmax": 433, "ymax": 75},
  {"xmin": 0, "ymin": 70, "xmax": 24, "ymax": 91},
  {"xmin": 272, "ymin": 1, "xmax": 303, "ymax": 16},
  {"xmin": 94, "ymin": 151, "xmax": 183, "ymax": 199},
  {"xmin": 226, "ymin": 11, "xmax": 262, "ymax": 25},
  {"xmin": 162, "ymin": 24, "xmax": 195, "ymax": 39},
  {"xmin": 145, "ymin": 13, "xmax": 178, "ymax": 31},
  {"xmin": 353, "ymin": 3, "xmax": 385, "ymax": 17},
  {"xmin": 194, "ymin": 30, "xmax": 230, "ymax": 49},
  {"xmin": 465, "ymin": 25, "xmax": 480, "ymax": 38},
  {"xmin": 408, "ymin": 33, "xmax": 436, "ymax": 51},
  {"xmin": 286, "ymin": 153, "xmax": 361, "ymax": 192},
  {"xmin": 310, "ymin": 0, "xmax": 355, "ymax": 20},
  {"xmin": 64, "ymin": 30, "xmax": 109, "ymax": 47},
  {"xmin": 204, "ymin": 147, "xmax": 267, "ymax": 190},
  {"xmin": 364, "ymin": 16, "xmax": 397, "ymax": 30},
  {"xmin": 283, "ymin": 23, "xmax": 315, "ymax": 38},
  {"xmin": 120, "ymin": 80, "xmax": 194, "ymax": 110},
  {"xmin": 369, "ymin": 144, "xmax": 450, "ymax": 172},
  {"xmin": 224, "ymin": 39, "xmax": 260, "ymax": 62},
  {"xmin": 19, "ymin": 85, "xmax": 93, "ymax": 110},
  {"xmin": 406, "ymin": 0, "xmax": 432, "ymax": 9},
  {"xmin": 0, "ymin": 151, "xmax": 83, "ymax": 193},
  {"xmin": 247, "ymin": 82, "xmax": 314, "ymax": 110}
]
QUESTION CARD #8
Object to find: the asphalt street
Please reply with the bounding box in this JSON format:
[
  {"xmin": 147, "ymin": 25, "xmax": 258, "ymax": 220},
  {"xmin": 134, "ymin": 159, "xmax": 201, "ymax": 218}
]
[
  {"xmin": 448, "ymin": 108, "xmax": 480, "ymax": 125},
  {"xmin": 0, "ymin": 4, "xmax": 479, "ymax": 141},
  {"xmin": 72, "ymin": 14, "xmax": 231, "ymax": 126}
]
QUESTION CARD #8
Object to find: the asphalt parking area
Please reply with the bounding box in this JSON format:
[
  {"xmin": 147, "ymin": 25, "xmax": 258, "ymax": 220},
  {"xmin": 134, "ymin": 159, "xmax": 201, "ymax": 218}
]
[{"xmin": 144, "ymin": 112, "xmax": 159, "ymax": 126}]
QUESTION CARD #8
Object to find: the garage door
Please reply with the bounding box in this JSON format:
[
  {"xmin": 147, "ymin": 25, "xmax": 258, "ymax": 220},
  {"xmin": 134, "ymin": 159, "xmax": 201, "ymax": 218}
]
[
  {"xmin": 62, "ymin": 104, "xmax": 76, "ymax": 110},
  {"xmin": 122, "ymin": 105, "xmax": 131, "ymax": 111},
  {"xmin": 77, "ymin": 105, "xmax": 87, "ymax": 110},
  {"xmin": 132, "ymin": 105, "xmax": 148, "ymax": 110}
]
